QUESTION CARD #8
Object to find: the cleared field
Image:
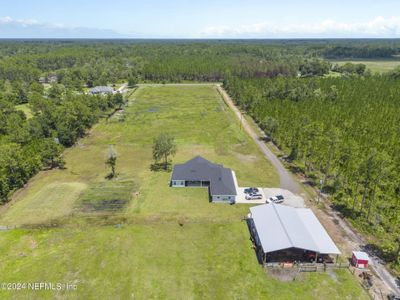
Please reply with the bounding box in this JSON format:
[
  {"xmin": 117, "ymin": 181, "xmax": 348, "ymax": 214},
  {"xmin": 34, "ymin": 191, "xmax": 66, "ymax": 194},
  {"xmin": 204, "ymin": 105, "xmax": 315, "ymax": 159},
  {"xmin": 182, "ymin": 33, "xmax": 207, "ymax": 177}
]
[
  {"xmin": 331, "ymin": 59, "xmax": 400, "ymax": 73},
  {"xmin": 14, "ymin": 104, "xmax": 33, "ymax": 119},
  {"xmin": 0, "ymin": 86, "xmax": 368, "ymax": 299},
  {"xmin": 0, "ymin": 225, "xmax": 367, "ymax": 300},
  {"xmin": 1, "ymin": 182, "xmax": 86, "ymax": 225}
]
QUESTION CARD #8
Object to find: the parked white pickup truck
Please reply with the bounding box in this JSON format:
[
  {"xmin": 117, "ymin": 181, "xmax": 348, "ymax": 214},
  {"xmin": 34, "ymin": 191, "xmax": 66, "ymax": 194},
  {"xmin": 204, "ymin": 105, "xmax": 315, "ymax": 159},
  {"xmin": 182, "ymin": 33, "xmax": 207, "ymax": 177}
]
[{"xmin": 266, "ymin": 195, "xmax": 284, "ymax": 204}]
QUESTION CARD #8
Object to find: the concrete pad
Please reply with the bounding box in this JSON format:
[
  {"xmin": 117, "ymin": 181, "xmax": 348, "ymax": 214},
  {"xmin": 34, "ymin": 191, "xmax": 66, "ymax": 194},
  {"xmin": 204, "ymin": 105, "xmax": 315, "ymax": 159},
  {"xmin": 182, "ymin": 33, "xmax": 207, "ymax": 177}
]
[
  {"xmin": 235, "ymin": 187, "xmax": 266, "ymax": 204},
  {"xmin": 263, "ymin": 188, "xmax": 306, "ymax": 208}
]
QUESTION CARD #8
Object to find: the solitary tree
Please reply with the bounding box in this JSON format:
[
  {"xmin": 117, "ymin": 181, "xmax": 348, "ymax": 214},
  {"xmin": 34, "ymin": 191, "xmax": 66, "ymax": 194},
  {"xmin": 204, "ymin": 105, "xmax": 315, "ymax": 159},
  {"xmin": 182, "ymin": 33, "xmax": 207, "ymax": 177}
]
[
  {"xmin": 106, "ymin": 146, "xmax": 117, "ymax": 178},
  {"xmin": 152, "ymin": 133, "xmax": 177, "ymax": 170},
  {"xmin": 128, "ymin": 76, "xmax": 137, "ymax": 88},
  {"xmin": 113, "ymin": 93, "xmax": 124, "ymax": 108},
  {"xmin": 0, "ymin": 175, "xmax": 10, "ymax": 203}
]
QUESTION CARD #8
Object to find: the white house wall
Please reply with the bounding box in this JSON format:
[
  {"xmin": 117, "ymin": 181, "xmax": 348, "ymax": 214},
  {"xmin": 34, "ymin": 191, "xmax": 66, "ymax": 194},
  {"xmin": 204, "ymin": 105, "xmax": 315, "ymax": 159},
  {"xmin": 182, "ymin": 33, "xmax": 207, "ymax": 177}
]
[
  {"xmin": 171, "ymin": 180, "xmax": 185, "ymax": 187},
  {"xmin": 212, "ymin": 195, "xmax": 236, "ymax": 202}
]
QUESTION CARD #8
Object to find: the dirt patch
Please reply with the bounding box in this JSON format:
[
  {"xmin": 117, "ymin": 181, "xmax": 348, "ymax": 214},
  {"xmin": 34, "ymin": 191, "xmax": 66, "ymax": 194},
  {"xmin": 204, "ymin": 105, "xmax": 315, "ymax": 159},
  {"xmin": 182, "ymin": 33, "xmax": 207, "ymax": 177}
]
[
  {"xmin": 267, "ymin": 268, "xmax": 301, "ymax": 282},
  {"xmin": 147, "ymin": 107, "xmax": 160, "ymax": 113},
  {"xmin": 235, "ymin": 152, "xmax": 258, "ymax": 162},
  {"xmin": 78, "ymin": 180, "xmax": 138, "ymax": 213},
  {"xmin": 82, "ymin": 199, "xmax": 129, "ymax": 212},
  {"xmin": 76, "ymin": 142, "xmax": 86, "ymax": 149},
  {"xmin": 327, "ymin": 269, "xmax": 338, "ymax": 282},
  {"xmin": 29, "ymin": 238, "xmax": 38, "ymax": 250}
]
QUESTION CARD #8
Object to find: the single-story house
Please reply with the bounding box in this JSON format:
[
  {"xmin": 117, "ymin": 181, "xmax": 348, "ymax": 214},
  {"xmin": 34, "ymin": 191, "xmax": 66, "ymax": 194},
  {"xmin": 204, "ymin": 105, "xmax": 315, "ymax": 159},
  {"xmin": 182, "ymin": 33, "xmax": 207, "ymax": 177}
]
[
  {"xmin": 352, "ymin": 251, "xmax": 369, "ymax": 269},
  {"xmin": 248, "ymin": 203, "xmax": 341, "ymax": 263},
  {"xmin": 48, "ymin": 74, "xmax": 58, "ymax": 83},
  {"xmin": 170, "ymin": 156, "xmax": 237, "ymax": 203},
  {"xmin": 89, "ymin": 86, "xmax": 114, "ymax": 95},
  {"xmin": 38, "ymin": 74, "xmax": 58, "ymax": 84}
]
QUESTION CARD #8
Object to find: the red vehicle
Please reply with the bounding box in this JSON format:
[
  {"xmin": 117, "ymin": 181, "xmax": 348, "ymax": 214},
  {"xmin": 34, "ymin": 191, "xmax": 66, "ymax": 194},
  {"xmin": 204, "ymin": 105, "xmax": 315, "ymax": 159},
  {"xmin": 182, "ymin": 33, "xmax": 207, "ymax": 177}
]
[{"xmin": 303, "ymin": 250, "xmax": 316, "ymax": 262}]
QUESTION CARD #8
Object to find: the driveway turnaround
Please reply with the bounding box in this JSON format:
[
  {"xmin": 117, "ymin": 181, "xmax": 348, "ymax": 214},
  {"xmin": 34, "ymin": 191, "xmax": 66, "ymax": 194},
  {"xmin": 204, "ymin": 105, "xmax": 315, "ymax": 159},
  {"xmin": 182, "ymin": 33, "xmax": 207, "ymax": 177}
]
[
  {"xmin": 263, "ymin": 188, "xmax": 306, "ymax": 208},
  {"xmin": 235, "ymin": 187, "xmax": 266, "ymax": 204}
]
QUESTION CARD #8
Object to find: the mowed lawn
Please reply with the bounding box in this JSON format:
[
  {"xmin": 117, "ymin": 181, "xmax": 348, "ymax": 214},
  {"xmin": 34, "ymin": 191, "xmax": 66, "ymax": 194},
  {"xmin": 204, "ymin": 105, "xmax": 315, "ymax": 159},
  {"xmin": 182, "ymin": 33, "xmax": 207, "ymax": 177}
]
[
  {"xmin": 0, "ymin": 86, "xmax": 368, "ymax": 299},
  {"xmin": 15, "ymin": 104, "xmax": 33, "ymax": 119}
]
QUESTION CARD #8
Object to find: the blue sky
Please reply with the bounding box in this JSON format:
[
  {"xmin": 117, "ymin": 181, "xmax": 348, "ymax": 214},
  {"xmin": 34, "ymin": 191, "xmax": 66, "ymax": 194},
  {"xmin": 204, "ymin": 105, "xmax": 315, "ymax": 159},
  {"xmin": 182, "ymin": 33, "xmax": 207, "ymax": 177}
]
[{"xmin": 1, "ymin": 0, "xmax": 400, "ymax": 38}]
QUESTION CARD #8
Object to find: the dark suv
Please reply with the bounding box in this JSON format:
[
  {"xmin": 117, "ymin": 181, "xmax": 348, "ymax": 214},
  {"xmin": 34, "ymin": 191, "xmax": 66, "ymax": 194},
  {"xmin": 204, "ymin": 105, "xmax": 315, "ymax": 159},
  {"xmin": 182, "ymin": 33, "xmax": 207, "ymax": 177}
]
[{"xmin": 244, "ymin": 187, "xmax": 259, "ymax": 194}]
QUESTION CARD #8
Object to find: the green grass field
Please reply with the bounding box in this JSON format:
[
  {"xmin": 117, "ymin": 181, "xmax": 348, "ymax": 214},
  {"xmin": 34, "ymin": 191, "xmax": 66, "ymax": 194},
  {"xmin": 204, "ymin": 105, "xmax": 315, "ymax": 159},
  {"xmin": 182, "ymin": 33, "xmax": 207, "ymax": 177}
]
[
  {"xmin": 0, "ymin": 86, "xmax": 368, "ymax": 299},
  {"xmin": 14, "ymin": 104, "xmax": 33, "ymax": 119},
  {"xmin": 331, "ymin": 59, "xmax": 400, "ymax": 73}
]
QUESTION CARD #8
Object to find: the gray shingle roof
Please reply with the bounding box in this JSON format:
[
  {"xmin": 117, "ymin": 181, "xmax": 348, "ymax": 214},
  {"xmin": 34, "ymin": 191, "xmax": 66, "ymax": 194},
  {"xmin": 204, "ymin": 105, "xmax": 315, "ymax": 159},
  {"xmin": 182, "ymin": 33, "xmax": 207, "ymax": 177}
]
[
  {"xmin": 90, "ymin": 86, "xmax": 114, "ymax": 94},
  {"xmin": 250, "ymin": 204, "xmax": 341, "ymax": 255},
  {"xmin": 171, "ymin": 156, "xmax": 237, "ymax": 196}
]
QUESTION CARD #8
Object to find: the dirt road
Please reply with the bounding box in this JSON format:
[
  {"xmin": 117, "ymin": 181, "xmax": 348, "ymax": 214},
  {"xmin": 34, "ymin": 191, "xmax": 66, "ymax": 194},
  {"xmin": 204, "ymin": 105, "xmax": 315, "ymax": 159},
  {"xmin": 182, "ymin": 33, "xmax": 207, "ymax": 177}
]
[
  {"xmin": 216, "ymin": 85, "xmax": 302, "ymax": 195},
  {"xmin": 117, "ymin": 83, "xmax": 128, "ymax": 93},
  {"xmin": 137, "ymin": 83, "xmax": 219, "ymax": 87}
]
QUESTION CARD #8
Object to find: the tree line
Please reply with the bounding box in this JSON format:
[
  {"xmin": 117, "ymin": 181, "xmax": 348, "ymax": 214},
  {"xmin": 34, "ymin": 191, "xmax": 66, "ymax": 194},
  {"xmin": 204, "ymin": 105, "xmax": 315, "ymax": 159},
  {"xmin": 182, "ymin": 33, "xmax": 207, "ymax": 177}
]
[{"xmin": 0, "ymin": 86, "xmax": 124, "ymax": 202}]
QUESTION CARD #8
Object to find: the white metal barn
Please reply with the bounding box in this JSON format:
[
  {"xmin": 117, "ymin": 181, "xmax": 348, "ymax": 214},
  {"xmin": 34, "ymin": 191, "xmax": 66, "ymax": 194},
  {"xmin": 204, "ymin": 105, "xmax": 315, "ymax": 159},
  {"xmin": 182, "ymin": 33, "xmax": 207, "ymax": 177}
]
[{"xmin": 248, "ymin": 204, "xmax": 341, "ymax": 263}]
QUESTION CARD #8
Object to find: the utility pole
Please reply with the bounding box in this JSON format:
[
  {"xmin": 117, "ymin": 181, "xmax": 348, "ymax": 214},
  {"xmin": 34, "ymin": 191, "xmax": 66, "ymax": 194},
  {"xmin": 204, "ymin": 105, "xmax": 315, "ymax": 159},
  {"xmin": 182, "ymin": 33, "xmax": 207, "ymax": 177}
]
[{"xmin": 317, "ymin": 179, "xmax": 324, "ymax": 204}]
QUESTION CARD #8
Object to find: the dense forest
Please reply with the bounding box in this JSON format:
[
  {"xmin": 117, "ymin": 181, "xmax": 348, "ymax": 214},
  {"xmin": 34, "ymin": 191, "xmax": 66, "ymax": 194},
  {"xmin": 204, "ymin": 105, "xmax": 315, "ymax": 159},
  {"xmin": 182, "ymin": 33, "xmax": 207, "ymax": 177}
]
[
  {"xmin": 223, "ymin": 75, "xmax": 400, "ymax": 271},
  {"xmin": 0, "ymin": 41, "xmax": 306, "ymax": 88},
  {"xmin": 2, "ymin": 39, "xmax": 399, "ymax": 90},
  {"xmin": 1, "ymin": 39, "xmax": 400, "ymax": 271}
]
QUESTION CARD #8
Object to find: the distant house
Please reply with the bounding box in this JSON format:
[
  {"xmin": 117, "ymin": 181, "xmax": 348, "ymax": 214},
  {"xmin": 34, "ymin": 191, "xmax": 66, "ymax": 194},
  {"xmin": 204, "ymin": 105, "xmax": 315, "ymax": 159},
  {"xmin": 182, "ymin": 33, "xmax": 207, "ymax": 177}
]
[
  {"xmin": 89, "ymin": 86, "xmax": 114, "ymax": 95},
  {"xmin": 48, "ymin": 74, "xmax": 58, "ymax": 83},
  {"xmin": 170, "ymin": 156, "xmax": 237, "ymax": 203},
  {"xmin": 248, "ymin": 204, "xmax": 341, "ymax": 264},
  {"xmin": 38, "ymin": 74, "xmax": 58, "ymax": 84}
]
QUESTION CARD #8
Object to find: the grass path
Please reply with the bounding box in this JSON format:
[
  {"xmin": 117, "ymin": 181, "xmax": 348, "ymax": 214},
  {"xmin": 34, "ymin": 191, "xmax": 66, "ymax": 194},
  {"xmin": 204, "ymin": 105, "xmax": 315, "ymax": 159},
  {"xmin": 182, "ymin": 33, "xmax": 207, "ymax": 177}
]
[{"xmin": 330, "ymin": 59, "xmax": 400, "ymax": 73}]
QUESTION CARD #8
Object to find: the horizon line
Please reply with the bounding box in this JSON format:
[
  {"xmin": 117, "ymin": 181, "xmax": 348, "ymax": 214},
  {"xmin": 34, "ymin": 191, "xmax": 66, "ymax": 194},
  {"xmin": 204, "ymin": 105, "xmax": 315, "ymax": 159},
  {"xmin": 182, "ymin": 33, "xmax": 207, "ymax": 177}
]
[{"xmin": 1, "ymin": 37, "xmax": 400, "ymax": 40}]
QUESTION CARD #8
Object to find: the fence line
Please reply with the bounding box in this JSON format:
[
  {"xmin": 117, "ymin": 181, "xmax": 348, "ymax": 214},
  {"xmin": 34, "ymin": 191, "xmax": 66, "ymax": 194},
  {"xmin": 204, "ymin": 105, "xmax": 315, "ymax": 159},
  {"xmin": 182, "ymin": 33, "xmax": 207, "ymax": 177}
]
[{"xmin": 264, "ymin": 262, "xmax": 350, "ymax": 272}]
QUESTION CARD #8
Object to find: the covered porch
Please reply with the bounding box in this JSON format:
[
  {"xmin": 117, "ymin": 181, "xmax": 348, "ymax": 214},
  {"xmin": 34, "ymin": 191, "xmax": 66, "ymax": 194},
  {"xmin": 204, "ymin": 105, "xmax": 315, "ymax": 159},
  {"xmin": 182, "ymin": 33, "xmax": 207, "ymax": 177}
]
[{"xmin": 185, "ymin": 180, "xmax": 210, "ymax": 187}]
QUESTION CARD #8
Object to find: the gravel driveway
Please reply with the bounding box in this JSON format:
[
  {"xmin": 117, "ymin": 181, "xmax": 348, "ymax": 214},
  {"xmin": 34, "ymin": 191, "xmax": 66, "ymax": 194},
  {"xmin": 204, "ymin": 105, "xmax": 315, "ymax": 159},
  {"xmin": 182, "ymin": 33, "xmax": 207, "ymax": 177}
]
[{"xmin": 263, "ymin": 188, "xmax": 306, "ymax": 208}]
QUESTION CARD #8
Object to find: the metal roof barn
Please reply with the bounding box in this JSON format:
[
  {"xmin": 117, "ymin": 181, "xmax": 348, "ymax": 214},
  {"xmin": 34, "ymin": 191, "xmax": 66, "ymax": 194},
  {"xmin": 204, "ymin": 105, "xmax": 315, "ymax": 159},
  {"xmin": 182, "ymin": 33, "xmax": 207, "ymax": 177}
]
[
  {"xmin": 89, "ymin": 86, "xmax": 114, "ymax": 94},
  {"xmin": 249, "ymin": 203, "xmax": 341, "ymax": 255}
]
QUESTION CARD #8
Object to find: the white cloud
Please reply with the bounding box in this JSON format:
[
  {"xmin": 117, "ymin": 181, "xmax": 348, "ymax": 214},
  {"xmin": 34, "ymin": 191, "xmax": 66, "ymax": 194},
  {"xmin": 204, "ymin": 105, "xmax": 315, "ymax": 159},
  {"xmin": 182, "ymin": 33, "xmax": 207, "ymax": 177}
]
[
  {"xmin": 2, "ymin": 15, "xmax": 400, "ymax": 39},
  {"xmin": 0, "ymin": 16, "xmax": 12, "ymax": 23},
  {"xmin": 0, "ymin": 16, "xmax": 126, "ymax": 38},
  {"xmin": 0, "ymin": 16, "xmax": 39, "ymax": 26},
  {"xmin": 200, "ymin": 17, "xmax": 400, "ymax": 38}
]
